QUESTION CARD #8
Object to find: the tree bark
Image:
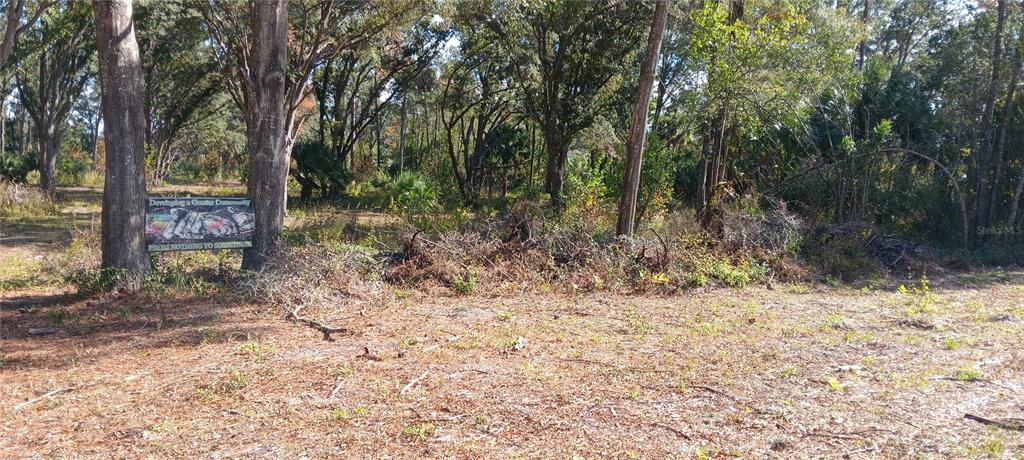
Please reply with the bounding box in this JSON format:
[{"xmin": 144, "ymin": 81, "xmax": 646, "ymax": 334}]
[
  {"xmin": 617, "ymin": 0, "xmax": 669, "ymax": 237},
  {"xmin": 1006, "ymin": 167, "xmax": 1024, "ymax": 241},
  {"xmin": 0, "ymin": 94, "xmax": 5, "ymax": 162},
  {"xmin": 37, "ymin": 129, "xmax": 58, "ymax": 195},
  {"xmin": 398, "ymin": 96, "xmax": 407, "ymax": 175},
  {"xmin": 987, "ymin": 11, "xmax": 1023, "ymax": 231},
  {"xmin": 241, "ymin": 0, "xmax": 289, "ymax": 271},
  {"xmin": 974, "ymin": 0, "xmax": 1007, "ymax": 241},
  {"xmin": 94, "ymin": 0, "xmax": 150, "ymax": 290}
]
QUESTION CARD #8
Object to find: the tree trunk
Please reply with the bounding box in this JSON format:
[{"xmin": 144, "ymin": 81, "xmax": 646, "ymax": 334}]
[
  {"xmin": 987, "ymin": 21, "xmax": 1023, "ymax": 230},
  {"xmin": 857, "ymin": 0, "xmax": 871, "ymax": 70},
  {"xmin": 0, "ymin": 95, "xmax": 5, "ymax": 161},
  {"xmin": 974, "ymin": 0, "xmax": 1007, "ymax": 242},
  {"xmin": 91, "ymin": 112, "xmax": 100, "ymax": 165},
  {"xmin": 617, "ymin": 0, "xmax": 669, "ymax": 237},
  {"xmin": 17, "ymin": 102, "xmax": 25, "ymax": 158},
  {"xmin": 37, "ymin": 131, "xmax": 58, "ymax": 196},
  {"xmin": 398, "ymin": 96, "xmax": 406, "ymax": 175},
  {"xmin": 543, "ymin": 123, "xmax": 567, "ymax": 209},
  {"xmin": 1006, "ymin": 167, "xmax": 1024, "ymax": 241},
  {"xmin": 94, "ymin": 0, "xmax": 150, "ymax": 290},
  {"xmin": 241, "ymin": 0, "xmax": 289, "ymax": 271}
]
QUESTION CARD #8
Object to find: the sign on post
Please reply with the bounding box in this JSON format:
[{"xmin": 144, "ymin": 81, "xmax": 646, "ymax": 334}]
[{"xmin": 144, "ymin": 197, "xmax": 255, "ymax": 252}]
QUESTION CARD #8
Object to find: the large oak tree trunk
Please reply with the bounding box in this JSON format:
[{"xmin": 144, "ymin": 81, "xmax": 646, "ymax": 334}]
[
  {"xmin": 241, "ymin": 0, "xmax": 289, "ymax": 271},
  {"xmin": 617, "ymin": 0, "xmax": 669, "ymax": 236},
  {"xmin": 37, "ymin": 130, "xmax": 58, "ymax": 196},
  {"xmin": 94, "ymin": 0, "xmax": 150, "ymax": 290}
]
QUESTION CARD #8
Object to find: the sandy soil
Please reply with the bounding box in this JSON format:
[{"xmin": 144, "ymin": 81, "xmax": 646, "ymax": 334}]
[{"xmin": 2, "ymin": 274, "xmax": 1023, "ymax": 458}]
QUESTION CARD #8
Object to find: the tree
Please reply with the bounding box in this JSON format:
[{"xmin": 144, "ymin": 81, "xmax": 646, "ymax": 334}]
[
  {"xmin": 310, "ymin": 13, "xmax": 446, "ymax": 197},
  {"xmin": 15, "ymin": 0, "xmax": 91, "ymax": 195},
  {"xmin": 519, "ymin": 0, "xmax": 647, "ymax": 209},
  {"xmin": 439, "ymin": 6, "xmax": 522, "ymax": 206},
  {"xmin": 201, "ymin": 0, "xmax": 406, "ymax": 269},
  {"xmin": 973, "ymin": 0, "xmax": 1008, "ymax": 242},
  {"xmin": 204, "ymin": 0, "xmax": 288, "ymax": 270},
  {"xmin": 617, "ymin": 0, "xmax": 669, "ymax": 237},
  {"xmin": 94, "ymin": 0, "xmax": 149, "ymax": 289},
  {"xmin": 0, "ymin": 0, "xmax": 53, "ymax": 67},
  {"xmin": 136, "ymin": 2, "xmax": 223, "ymax": 184}
]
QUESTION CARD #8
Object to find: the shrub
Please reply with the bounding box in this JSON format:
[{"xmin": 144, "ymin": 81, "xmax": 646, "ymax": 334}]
[
  {"xmin": 452, "ymin": 269, "xmax": 477, "ymax": 295},
  {"xmin": 57, "ymin": 145, "xmax": 95, "ymax": 186},
  {"xmin": 389, "ymin": 172, "xmax": 438, "ymax": 216},
  {"xmin": 0, "ymin": 154, "xmax": 36, "ymax": 183},
  {"xmin": 0, "ymin": 181, "xmax": 59, "ymax": 219}
]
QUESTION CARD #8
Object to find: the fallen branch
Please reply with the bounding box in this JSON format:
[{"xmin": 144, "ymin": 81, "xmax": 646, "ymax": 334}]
[
  {"xmin": 647, "ymin": 227, "xmax": 669, "ymax": 268},
  {"xmin": 964, "ymin": 413, "xmax": 1024, "ymax": 431},
  {"xmin": 689, "ymin": 385, "xmax": 739, "ymax": 402},
  {"xmin": 14, "ymin": 387, "xmax": 75, "ymax": 411},
  {"xmin": 650, "ymin": 422, "xmax": 691, "ymax": 440},
  {"xmin": 400, "ymin": 370, "xmax": 430, "ymax": 396},
  {"xmin": 357, "ymin": 346, "xmax": 383, "ymax": 361},
  {"xmin": 286, "ymin": 305, "xmax": 353, "ymax": 342}
]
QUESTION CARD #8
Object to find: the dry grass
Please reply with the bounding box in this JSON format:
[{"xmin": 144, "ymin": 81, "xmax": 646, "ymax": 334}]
[{"xmin": 2, "ymin": 271, "xmax": 1023, "ymax": 457}]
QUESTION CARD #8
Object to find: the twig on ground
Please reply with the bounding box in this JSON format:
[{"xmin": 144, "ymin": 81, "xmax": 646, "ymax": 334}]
[
  {"xmin": 285, "ymin": 305, "xmax": 353, "ymax": 342},
  {"xmin": 400, "ymin": 370, "xmax": 430, "ymax": 396},
  {"xmin": 14, "ymin": 386, "xmax": 76, "ymax": 411},
  {"xmin": 357, "ymin": 346, "xmax": 383, "ymax": 361},
  {"xmin": 835, "ymin": 445, "xmax": 878, "ymax": 458},
  {"xmin": 964, "ymin": 413, "xmax": 1024, "ymax": 431},
  {"xmin": 689, "ymin": 385, "xmax": 739, "ymax": 402},
  {"xmin": 561, "ymin": 357, "xmax": 672, "ymax": 374},
  {"xmin": 650, "ymin": 422, "xmax": 691, "ymax": 440},
  {"xmin": 328, "ymin": 377, "xmax": 345, "ymax": 399}
]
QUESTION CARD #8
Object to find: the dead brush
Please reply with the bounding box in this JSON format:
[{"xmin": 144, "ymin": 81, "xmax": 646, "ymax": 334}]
[{"xmin": 236, "ymin": 245, "xmax": 389, "ymax": 340}]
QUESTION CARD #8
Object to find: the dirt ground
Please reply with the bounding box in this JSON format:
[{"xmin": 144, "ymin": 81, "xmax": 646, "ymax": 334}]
[{"xmin": 2, "ymin": 188, "xmax": 1023, "ymax": 458}]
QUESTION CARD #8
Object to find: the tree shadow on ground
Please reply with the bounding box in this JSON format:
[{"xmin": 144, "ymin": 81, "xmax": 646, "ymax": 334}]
[{"xmin": 0, "ymin": 290, "xmax": 276, "ymax": 372}]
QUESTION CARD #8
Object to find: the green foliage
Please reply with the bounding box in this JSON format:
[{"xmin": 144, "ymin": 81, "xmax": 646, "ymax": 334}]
[
  {"xmin": 452, "ymin": 269, "xmax": 477, "ymax": 295},
  {"xmin": 389, "ymin": 172, "xmax": 439, "ymax": 216},
  {"xmin": 291, "ymin": 141, "xmax": 353, "ymax": 199},
  {"xmin": 56, "ymin": 146, "xmax": 94, "ymax": 186},
  {"xmin": 63, "ymin": 266, "xmax": 133, "ymax": 295},
  {"xmin": 0, "ymin": 154, "xmax": 36, "ymax": 183}
]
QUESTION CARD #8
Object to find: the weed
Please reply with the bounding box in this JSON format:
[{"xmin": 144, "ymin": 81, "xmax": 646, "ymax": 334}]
[
  {"xmin": 452, "ymin": 270, "xmax": 477, "ymax": 295},
  {"xmin": 824, "ymin": 312, "xmax": 845, "ymax": 330},
  {"xmin": 943, "ymin": 337, "xmax": 962, "ymax": 350},
  {"xmin": 625, "ymin": 308, "xmax": 653, "ymax": 337},
  {"xmin": 150, "ymin": 419, "xmax": 172, "ymax": 433},
  {"xmin": 780, "ymin": 367, "xmax": 798, "ymax": 380},
  {"xmin": 497, "ymin": 310, "xmax": 515, "ymax": 321},
  {"xmin": 50, "ymin": 308, "xmax": 70, "ymax": 326},
  {"xmin": 955, "ymin": 365, "xmax": 983, "ymax": 381},
  {"xmin": 402, "ymin": 422, "xmax": 437, "ymax": 440},
  {"xmin": 686, "ymin": 271, "xmax": 709, "ymax": 287},
  {"xmin": 327, "ymin": 408, "xmax": 350, "ymax": 421},
  {"xmin": 899, "ymin": 276, "xmax": 939, "ymax": 316},
  {"xmin": 239, "ymin": 340, "xmax": 277, "ymax": 362},
  {"xmin": 196, "ymin": 369, "xmax": 249, "ymax": 402},
  {"xmin": 827, "ymin": 377, "xmax": 847, "ymax": 392}
]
